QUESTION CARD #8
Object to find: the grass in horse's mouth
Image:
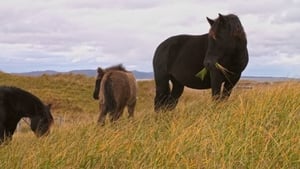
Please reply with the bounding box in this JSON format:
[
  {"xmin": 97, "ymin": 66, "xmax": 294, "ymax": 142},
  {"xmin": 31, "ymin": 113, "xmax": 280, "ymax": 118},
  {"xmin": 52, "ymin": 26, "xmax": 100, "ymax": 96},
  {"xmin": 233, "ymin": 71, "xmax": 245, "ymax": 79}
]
[
  {"xmin": 195, "ymin": 62, "xmax": 234, "ymax": 81},
  {"xmin": 195, "ymin": 68, "xmax": 208, "ymax": 80},
  {"xmin": 215, "ymin": 63, "xmax": 232, "ymax": 74}
]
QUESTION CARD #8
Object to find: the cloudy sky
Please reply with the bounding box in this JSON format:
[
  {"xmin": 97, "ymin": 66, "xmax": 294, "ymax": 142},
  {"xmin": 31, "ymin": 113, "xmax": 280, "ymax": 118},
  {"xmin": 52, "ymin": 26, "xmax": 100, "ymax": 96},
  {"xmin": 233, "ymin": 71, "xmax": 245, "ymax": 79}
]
[{"xmin": 0, "ymin": 0, "xmax": 299, "ymax": 77}]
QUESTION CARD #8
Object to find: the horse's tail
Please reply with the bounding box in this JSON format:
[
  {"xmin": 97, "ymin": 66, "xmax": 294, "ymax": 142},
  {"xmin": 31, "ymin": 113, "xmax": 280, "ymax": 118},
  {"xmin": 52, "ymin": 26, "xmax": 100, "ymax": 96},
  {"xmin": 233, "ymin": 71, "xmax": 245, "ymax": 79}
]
[
  {"xmin": 104, "ymin": 74, "xmax": 116, "ymax": 112},
  {"xmin": 153, "ymin": 39, "xmax": 173, "ymax": 112}
]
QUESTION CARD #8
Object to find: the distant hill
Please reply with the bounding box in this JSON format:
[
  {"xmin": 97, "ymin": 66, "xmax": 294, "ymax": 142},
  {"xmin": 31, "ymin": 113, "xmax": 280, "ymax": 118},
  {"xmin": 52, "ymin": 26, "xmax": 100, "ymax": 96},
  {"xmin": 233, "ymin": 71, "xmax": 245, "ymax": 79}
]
[
  {"xmin": 242, "ymin": 76, "xmax": 299, "ymax": 82},
  {"xmin": 14, "ymin": 70, "xmax": 299, "ymax": 82},
  {"xmin": 15, "ymin": 70, "xmax": 154, "ymax": 80}
]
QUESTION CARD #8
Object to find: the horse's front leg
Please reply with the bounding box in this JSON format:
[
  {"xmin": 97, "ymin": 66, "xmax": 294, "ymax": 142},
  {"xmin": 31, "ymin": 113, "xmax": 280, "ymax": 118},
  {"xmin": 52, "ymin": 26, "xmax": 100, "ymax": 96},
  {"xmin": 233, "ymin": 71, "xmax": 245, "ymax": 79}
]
[
  {"xmin": 0, "ymin": 124, "xmax": 5, "ymax": 144},
  {"xmin": 5, "ymin": 122, "xmax": 18, "ymax": 141},
  {"xmin": 210, "ymin": 70, "xmax": 224, "ymax": 100},
  {"xmin": 0, "ymin": 127, "xmax": 13, "ymax": 144},
  {"xmin": 222, "ymin": 73, "xmax": 241, "ymax": 99}
]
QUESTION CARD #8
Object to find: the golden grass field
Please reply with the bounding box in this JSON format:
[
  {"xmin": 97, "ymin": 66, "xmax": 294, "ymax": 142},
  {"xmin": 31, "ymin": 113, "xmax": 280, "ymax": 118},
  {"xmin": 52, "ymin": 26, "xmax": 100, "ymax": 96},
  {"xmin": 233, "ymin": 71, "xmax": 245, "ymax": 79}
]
[{"xmin": 0, "ymin": 71, "xmax": 299, "ymax": 169}]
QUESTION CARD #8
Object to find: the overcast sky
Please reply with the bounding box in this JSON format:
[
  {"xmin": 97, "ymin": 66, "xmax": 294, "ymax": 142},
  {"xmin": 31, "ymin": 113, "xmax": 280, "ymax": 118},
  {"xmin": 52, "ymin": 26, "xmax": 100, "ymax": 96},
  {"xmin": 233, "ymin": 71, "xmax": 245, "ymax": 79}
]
[{"xmin": 0, "ymin": 0, "xmax": 299, "ymax": 77}]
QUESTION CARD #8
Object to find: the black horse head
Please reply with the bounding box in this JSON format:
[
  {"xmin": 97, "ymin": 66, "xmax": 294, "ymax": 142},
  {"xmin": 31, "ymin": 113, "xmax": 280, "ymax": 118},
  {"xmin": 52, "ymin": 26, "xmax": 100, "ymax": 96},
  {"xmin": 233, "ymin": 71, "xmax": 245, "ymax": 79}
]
[
  {"xmin": 203, "ymin": 14, "xmax": 248, "ymax": 99},
  {"xmin": 204, "ymin": 13, "xmax": 247, "ymax": 73},
  {"xmin": 0, "ymin": 86, "xmax": 54, "ymax": 144},
  {"xmin": 30, "ymin": 104, "xmax": 54, "ymax": 137}
]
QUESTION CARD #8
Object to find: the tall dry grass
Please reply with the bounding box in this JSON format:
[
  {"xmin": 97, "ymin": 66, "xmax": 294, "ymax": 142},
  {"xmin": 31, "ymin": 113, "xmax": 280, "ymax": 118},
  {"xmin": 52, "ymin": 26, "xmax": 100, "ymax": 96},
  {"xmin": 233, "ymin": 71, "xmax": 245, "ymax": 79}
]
[{"xmin": 0, "ymin": 72, "xmax": 299, "ymax": 168}]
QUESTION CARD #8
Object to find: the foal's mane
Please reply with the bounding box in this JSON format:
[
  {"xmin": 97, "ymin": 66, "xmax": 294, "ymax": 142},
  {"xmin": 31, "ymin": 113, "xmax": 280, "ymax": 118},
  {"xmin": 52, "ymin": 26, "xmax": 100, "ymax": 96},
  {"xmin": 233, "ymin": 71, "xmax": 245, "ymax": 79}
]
[
  {"xmin": 209, "ymin": 14, "xmax": 246, "ymax": 40},
  {"xmin": 105, "ymin": 64, "xmax": 128, "ymax": 72},
  {"xmin": 96, "ymin": 64, "xmax": 128, "ymax": 79}
]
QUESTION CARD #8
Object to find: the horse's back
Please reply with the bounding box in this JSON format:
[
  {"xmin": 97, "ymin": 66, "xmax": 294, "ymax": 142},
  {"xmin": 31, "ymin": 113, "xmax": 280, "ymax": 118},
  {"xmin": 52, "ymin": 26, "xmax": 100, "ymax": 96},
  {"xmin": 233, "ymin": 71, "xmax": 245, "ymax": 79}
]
[
  {"xmin": 100, "ymin": 71, "xmax": 136, "ymax": 106},
  {"xmin": 153, "ymin": 34, "xmax": 211, "ymax": 89},
  {"xmin": 0, "ymin": 86, "xmax": 18, "ymax": 110}
]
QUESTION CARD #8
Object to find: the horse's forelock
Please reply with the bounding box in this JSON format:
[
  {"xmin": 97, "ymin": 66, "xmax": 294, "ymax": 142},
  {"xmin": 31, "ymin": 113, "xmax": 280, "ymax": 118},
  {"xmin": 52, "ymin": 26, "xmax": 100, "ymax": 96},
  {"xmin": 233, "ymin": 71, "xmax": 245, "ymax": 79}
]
[
  {"xmin": 209, "ymin": 14, "xmax": 246, "ymax": 40},
  {"xmin": 209, "ymin": 28, "xmax": 217, "ymax": 40}
]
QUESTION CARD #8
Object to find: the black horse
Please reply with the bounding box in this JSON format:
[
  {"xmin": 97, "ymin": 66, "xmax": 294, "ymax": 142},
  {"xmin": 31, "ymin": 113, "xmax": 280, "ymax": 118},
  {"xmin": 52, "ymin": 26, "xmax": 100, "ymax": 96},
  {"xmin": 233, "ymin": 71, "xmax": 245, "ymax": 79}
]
[
  {"xmin": 0, "ymin": 86, "xmax": 54, "ymax": 144},
  {"xmin": 153, "ymin": 14, "xmax": 248, "ymax": 111}
]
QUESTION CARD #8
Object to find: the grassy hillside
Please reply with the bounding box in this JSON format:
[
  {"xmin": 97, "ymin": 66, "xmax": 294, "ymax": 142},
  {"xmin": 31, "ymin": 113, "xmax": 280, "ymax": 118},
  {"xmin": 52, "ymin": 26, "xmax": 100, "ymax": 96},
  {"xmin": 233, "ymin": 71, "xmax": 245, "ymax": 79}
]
[{"xmin": 0, "ymin": 72, "xmax": 299, "ymax": 168}]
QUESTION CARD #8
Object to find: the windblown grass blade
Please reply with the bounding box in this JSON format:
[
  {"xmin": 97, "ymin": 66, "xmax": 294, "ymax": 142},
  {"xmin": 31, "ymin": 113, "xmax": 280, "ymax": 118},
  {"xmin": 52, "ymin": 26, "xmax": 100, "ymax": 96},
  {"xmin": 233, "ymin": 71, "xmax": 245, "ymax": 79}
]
[
  {"xmin": 215, "ymin": 62, "xmax": 235, "ymax": 83},
  {"xmin": 215, "ymin": 63, "xmax": 234, "ymax": 74},
  {"xmin": 195, "ymin": 68, "xmax": 207, "ymax": 80}
]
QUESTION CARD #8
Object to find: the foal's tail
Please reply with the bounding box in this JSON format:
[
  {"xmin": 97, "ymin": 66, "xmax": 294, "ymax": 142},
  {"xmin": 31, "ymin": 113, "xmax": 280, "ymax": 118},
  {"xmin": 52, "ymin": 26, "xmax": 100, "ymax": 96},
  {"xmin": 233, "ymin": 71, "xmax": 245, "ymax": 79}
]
[{"xmin": 104, "ymin": 75, "xmax": 116, "ymax": 112}]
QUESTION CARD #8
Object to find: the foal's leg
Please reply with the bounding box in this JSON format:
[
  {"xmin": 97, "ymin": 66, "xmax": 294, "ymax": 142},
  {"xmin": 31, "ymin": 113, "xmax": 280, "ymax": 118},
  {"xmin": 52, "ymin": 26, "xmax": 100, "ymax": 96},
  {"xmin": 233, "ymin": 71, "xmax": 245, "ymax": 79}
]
[
  {"xmin": 98, "ymin": 104, "xmax": 108, "ymax": 126},
  {"xmin": 127, "ymin": 100, "xmax": 136, "ymax": 118},
  {"xmin": 110, "ymin": 107, "xmax": 124, "ymax": 122}
]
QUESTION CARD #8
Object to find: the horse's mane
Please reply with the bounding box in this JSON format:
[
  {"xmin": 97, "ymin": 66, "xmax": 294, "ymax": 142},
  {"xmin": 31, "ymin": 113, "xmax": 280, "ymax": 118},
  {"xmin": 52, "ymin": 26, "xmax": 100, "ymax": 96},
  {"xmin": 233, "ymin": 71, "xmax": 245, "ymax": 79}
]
[
  {"xmin": 209, "ymin": 14, "xmax": 246, "ymax": 41},
  {"xmin": 3, "ymin": 86, "xmax": 43, "ymax": 105},
  {"xmin": 1, "ymin": 86, "xmax": 47, "ymax": 114}
]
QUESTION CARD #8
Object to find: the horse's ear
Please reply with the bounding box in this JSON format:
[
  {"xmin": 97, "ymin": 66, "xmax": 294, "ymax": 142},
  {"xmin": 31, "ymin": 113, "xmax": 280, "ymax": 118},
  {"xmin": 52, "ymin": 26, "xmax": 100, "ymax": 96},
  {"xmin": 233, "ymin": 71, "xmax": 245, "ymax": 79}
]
[
  {"xmin": 207, "ymin": 17, "xmax": 214, "ymax": 26},
  {"xmin": 218, "ymin": 13, "xmax": 225, "ymax": 23},
  {"xmin": 97, "ymin": 67, "xmax": 104, "ymax": 74}
]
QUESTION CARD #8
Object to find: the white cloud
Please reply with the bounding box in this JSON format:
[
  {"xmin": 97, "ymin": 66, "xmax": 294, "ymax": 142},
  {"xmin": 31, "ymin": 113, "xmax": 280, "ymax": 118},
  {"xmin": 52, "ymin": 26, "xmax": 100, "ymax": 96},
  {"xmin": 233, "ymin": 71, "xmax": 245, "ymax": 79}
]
[{"xmin": 0, "ymin": 0, "xmax": 299, "ymax": 77}]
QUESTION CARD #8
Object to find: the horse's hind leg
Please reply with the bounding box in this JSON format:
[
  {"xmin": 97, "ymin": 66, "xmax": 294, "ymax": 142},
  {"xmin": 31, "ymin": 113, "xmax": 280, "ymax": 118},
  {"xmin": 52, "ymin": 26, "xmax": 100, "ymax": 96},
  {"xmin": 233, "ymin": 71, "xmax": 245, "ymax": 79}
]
[
  {"xmin": 154, "ymin": 74, "xmax": 171, "ymax": 112},
  {"xmin": 167, "ymin": 77, "xmax": 184, "ymax": 110}
]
